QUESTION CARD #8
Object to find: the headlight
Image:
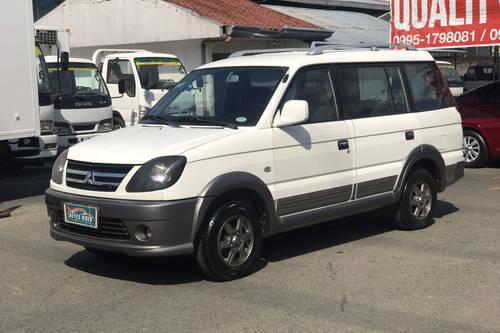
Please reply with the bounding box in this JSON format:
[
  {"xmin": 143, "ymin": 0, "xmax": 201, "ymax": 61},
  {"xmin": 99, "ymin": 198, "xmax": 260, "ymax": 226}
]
[
  {"xmin": 53, "ymin": 122, "xmax": 72, "ymax": 135},
  {"xmin": 98, "ymin": 118, "xmax": 113, "ymax": 132},
  {"xmin": 126, "ymin": 156, "xmax": 186, "ymax": 192},
  {"xmin": 51, "ymin": 149, "xmax": 68, "ymax": 185},
  {"xmin": 40, "ymin": 121, "xmax": 54, "ymax": 134}
]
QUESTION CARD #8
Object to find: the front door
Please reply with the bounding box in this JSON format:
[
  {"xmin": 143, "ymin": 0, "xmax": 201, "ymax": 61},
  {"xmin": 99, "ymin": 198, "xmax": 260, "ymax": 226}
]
[{"xmin": 272, "ymin": 66, "xmax": 356, "ymax": 217}]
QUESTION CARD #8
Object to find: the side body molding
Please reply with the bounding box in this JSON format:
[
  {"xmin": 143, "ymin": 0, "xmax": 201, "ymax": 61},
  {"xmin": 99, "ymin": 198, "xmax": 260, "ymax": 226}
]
[
  {"xmin": 191, "ymin": 172, "xmax": 277, "ymax": 241},
  {"xmin": 395, "ymin": 144, "xmax": 447, "ymax": 198}
]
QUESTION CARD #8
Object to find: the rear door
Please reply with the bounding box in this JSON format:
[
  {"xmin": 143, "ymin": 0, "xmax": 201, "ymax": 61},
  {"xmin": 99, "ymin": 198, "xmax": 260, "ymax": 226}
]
[
  {"xmin": 334, "ymin": 64, "xmax": 419, "ymax": 199},
  {"xmin": 272, "ymin": 65, "xmax": 355, "ymax": 216}
]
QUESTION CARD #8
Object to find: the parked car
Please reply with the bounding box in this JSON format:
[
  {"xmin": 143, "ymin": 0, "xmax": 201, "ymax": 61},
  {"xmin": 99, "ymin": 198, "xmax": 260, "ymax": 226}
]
[
  {"xmin": 437, "ymin": 61, "xmax": 463, "ymax": 96},
  {"xmin": 456, "ymin": 81, "xmax": 500, "ymax": 167},
  {"xmin": 46, "ymin": 47, "xmax": 464, "ymax": 281},
  {"xmin": 463, "ymin": 64, "xmax": 499, "ymax": 92}
]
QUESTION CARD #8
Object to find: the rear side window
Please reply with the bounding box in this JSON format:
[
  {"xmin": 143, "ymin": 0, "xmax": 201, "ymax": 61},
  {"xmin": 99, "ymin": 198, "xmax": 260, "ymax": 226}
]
[
  {"xmin": 282, "ymin": 67, "xmax": 338, "ymax": 123},
  {"xmin": 335, "ymin": 65, "xmax": 408, "ymax": 119},
  {"xmin": 404, "ymin": 63, "xmax": 454, "ymax": 112}
]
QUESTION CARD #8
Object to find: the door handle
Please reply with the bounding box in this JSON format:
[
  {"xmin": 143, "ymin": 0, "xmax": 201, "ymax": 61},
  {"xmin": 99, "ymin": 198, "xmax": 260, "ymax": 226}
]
[
  {"xmin": 338, "ymin": 139, "xmax": 349, "ymax": 150},
  {"xmin": 405, "ymin": 131, "xmax": 415, "ymax": 141}
]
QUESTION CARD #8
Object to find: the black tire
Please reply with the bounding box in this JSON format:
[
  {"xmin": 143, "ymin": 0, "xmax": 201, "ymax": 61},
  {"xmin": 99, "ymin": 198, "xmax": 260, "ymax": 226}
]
[
  {"xmin": 395, "ymin": 169, "xmax": 437, "ymax": 231},
  {"xmin": 463, "ymin": 130, "xmax": 488, "ymax": 168},
  {"xmin": 196, "ymin": 200, "xmax": 263, "ymax": 281},
  {"xmin": 113, "ymin": 116, "xmax": 125, "ymax": 130}
]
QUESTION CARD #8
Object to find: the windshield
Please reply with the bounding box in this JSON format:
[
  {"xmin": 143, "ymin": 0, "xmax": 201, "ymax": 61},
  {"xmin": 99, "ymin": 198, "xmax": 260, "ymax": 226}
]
[
  {"xmin": 439, "ymin": 65, "xmax": 463, "ymax": 86},
  {"xmin": 148, "ymin": 67, "xmax": 287, "ymax": 127},
  {"xmin": 134, "ymin": 57, "xmax": 187, "ymax": 90},
  {"xmin": 36, "ymin": 46, "xmax": 51, "ymax": 95},
  {"xmin": 47, "ymin": 62, "xmax": 109, "ymax": 97}
]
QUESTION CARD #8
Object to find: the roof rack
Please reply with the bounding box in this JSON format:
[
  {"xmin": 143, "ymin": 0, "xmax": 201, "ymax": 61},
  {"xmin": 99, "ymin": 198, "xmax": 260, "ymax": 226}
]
[{"xmin": 229, "ymin": 42, "xmax": 418, "ymax": 58}]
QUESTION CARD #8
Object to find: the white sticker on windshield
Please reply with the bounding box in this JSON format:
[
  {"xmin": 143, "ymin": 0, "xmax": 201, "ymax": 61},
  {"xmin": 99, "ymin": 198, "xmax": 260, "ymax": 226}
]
[{"xmin": 236, "ymin": 117, "xmax": 247, "ymax": 123}]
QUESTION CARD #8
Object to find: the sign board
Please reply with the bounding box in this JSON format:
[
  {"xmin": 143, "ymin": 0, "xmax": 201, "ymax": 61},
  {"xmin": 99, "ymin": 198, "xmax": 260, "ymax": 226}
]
[{"xmin": 391, "ymin": 0, "xmax": 500, "ymax": 49}]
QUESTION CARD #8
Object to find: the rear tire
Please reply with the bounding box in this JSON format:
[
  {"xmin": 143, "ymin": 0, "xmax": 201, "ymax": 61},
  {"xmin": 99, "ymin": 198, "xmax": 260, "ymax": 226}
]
[
  {"xmin": 395, "ymin": 169, "xmax": 437, "ymax": 231},
  {"xmin": 463, "ymin": 130, "xmax": 488, "ymax": 168},
  {"xmin": 196, "ymin": 200, "xmax": 263, "ymax": 281}
]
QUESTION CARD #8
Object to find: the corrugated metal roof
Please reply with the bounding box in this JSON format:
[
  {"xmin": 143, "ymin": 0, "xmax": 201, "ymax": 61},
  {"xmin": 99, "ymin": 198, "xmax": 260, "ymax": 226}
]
[
  {"xmin": 265, "ymin": 5, "xmax": 390, "ymax": 45},
  {"xmin": 270, "ymin": 0, "xmax": 390, "ymax": 11}
]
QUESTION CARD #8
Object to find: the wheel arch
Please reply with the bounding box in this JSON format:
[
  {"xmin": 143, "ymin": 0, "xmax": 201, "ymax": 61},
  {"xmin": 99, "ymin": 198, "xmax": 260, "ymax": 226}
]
[
  {"xmin": 112, "ymin": 111, "xmax": 125, "ymax": 126},
  {"xmin": 192, "ymin": 172, "xmax": 277, "ymax": 242},
  {"xmin": 395, "ymin": 145, "xmax": 447, "ymax": 198}
]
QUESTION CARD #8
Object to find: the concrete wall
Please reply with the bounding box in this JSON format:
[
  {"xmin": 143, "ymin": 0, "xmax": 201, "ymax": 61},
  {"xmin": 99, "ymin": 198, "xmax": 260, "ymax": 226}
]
[{"xmin": 36, "ymin": 0, "xmax": 222, "ymax": 47}]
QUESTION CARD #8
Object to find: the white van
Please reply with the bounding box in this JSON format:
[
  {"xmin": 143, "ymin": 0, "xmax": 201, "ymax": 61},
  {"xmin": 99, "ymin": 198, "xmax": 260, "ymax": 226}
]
[
  {"xmin": 437, "ymin": 61, "xmax": 464, "ymax": 96},
  {"xmin": 45, "ymin": 57, "xmax": 113, "ymax": 150},
  {"xmin": 92, "ymin": 50, "xmax": 187, "ymax": 128},
  {"xmin": 46, "ymin": 46, "xmax": 464, "ymax": 281}
]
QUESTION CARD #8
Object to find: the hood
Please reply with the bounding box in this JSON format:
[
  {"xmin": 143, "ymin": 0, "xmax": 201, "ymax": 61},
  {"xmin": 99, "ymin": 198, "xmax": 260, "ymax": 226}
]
[{"xmin": 67, "ymin": 125, "xmax": 237, "ymax": 164}]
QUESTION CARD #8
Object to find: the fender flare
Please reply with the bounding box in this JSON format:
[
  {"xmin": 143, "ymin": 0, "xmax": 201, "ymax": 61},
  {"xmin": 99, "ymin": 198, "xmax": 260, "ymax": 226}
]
[
  {"xmin": 191, "ymin": 172, "xmax": 277, "ymax": 241},
  {"xmin": 395, "ymin": 145, "xmax": 447, "ymax": 198}
]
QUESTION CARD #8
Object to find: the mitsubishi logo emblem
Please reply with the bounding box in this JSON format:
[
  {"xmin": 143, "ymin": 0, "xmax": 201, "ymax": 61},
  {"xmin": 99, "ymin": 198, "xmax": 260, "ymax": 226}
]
[{"xmin": 83, "ymin": 171, "xmax": 95, "ymax": 185}]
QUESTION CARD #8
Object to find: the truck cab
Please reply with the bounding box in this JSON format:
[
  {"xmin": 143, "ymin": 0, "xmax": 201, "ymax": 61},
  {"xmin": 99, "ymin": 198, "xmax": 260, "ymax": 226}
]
[
  {"xmin": 436, "ymin": 61, "xmax": 464, "ymax": 97},
  {"xmin": 45, "ymin": 57, "xmax": 113, "ymax": 151},
  {"xmin": 93, "ymin": 50, "xmax": 187, "ymax": 128}
]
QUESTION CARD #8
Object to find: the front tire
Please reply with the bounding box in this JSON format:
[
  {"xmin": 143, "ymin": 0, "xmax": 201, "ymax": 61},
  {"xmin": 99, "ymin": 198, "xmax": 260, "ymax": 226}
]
[
  {"xmin": 196, "ymin": 200, "xmax": 263, "ymax": 281},
  {"xmin": 463, "ymin": 130, "xmax": 488, "ymax": 168},
  {"xmin": 113, "ymin": 116, "xmax": 125, "ymax": 130},
  {"xmin": 395, "ymin": 169, "xmax": 437, "ymax": 231}
]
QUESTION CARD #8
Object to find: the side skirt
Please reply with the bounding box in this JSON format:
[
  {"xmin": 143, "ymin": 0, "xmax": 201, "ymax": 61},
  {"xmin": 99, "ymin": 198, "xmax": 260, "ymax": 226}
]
[{"xmin": 272, "ymin": 192, "xmax": 397, "ymax": 235}]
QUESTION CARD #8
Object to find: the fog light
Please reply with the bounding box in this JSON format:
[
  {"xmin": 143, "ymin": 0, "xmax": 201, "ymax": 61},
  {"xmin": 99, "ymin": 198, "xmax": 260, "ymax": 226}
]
[
  {"xmin": 44, "ymin": 143, "xmax": 58, "ymax": 150},
  {"xmin": 135, "ymin": 225, "xmax": 152, "ymax": 242}
]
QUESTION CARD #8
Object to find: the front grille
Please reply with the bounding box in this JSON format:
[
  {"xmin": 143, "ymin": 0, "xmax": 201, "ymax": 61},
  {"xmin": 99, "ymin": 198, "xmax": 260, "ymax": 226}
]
[
  {"xmin": 56, "ymin": 210, "xmax": 130, "ymax": 239},
  {"xmin": 73, "ymin": 124, "xmax": 96, "ymax": 132},
  {"xmin": 66, "ymin": 160, "xmax": 133, "ymax": 192}
]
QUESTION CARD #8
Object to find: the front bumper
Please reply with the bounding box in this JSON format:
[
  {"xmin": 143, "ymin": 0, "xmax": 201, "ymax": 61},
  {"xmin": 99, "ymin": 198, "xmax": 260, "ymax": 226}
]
[
  {"xmin": 11, "ymin": 135, "xmax": 58, "ymax": 160},
  {"xmin": 45, "ymin": 189, "xmax": 197, "ymax": 257},
  {"xmin": 57, "ymin": 132, "xmax": 101, "ymax": 150}
]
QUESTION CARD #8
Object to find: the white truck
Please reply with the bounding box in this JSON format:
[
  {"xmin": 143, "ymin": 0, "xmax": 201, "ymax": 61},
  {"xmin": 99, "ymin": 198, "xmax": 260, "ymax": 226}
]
[
  {"xmin": 0, "ymin": 0, "xmax": 58, "ymax": 163},
  {"xmin": 92, "ymin": 50, "xmax": 187, "ymax": 128},
  {"xmin": 45, "ymin": 56, "xmax": 114, "ymax": 151}
]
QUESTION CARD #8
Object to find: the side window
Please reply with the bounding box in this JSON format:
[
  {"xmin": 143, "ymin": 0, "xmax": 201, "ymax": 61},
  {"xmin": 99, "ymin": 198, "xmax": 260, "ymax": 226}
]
[
  {"xmin": 335, "ymin": 65, "xmax": 408, "ymax": 119},
  {"xmin": 106, "ymin": 59, "xmax": 136, "ymax": 97},
  {"xmin": 404, "ymin": 63, "xmax": 454, "ymax": 112},
  {"xmin": 282, "ymin": 67, "xmax": 338, "ymax": 124}
]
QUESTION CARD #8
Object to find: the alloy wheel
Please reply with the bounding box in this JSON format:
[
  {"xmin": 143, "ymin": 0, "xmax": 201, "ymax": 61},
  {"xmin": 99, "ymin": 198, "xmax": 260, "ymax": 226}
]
[
  {"xmin": 217, "ymin": 215, "xmax": 254, "ymax": 267},
  {"xmin": 463, "ymin": 135, "xmax": 481, "ymax": 163},
  {"xmin": 410, "ymin": 181, "xmax": 432, "ymax": 220}
]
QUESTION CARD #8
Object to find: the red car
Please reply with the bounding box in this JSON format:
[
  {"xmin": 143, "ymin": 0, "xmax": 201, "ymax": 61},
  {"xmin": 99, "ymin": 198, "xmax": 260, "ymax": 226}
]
[{"xmin": 455, "ymin": 82, "xmax": 500, "ymax": 167}]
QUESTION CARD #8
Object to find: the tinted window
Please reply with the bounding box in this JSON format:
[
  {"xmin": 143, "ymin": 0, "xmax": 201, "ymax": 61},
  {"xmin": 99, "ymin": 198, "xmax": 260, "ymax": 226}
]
[
  {"xmin": 282, "ymin": 67, "xmax": 337, "ymax": 123},
  {"xmin": 479, "ymin": 84, "xmax": 500, "ymax": 104},
  {"xmin": 405, "ymin": 63, "xmax": 454, "ymax": 112},
  {"xmin": 336, "ymin": 66, "xmax": 408, "ymax": 118},
  {"xmin": 106, "ymin": 59, "xmax": 136, "ymax": 97}
]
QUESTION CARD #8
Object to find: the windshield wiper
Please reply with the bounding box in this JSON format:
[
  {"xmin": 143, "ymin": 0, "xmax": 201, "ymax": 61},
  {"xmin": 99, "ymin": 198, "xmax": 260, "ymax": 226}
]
[
  {"xmin": 166, "ymin": 115, "xmax": 238, "ymax": 129},
  {"xmin": 141, "ymin": 114, "xmax": 179, "ymax": 127}
]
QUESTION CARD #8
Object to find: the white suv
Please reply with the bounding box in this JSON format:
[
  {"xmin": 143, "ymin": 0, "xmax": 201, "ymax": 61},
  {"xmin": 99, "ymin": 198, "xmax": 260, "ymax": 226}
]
[{"xmin": 46, "ymin": 46, "xmax": 464, "ymax": 281}]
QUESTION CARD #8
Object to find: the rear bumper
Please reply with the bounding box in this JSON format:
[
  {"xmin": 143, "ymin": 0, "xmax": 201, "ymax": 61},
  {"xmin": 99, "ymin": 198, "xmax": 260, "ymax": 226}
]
[
  {"xmin": 45, "ymin": 189, "xmax": 197, "ymax": 257},
  {"xmin": 445, "ymin": 161, "xmax": 465, "ymax": 188}
]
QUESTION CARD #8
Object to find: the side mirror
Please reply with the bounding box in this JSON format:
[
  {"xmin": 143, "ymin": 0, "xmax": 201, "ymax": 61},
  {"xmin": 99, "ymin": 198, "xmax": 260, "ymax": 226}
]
[
  {"xmin": 118, "ymin": 79, "xmax": 126, "ymax": 95},
  {"xmin": 274, "ymin": 100, "xmax": 309, "ymax": 127},
  {"xmin": 60, "ymin": 51, "xmax": 70, "ymax": 71}
]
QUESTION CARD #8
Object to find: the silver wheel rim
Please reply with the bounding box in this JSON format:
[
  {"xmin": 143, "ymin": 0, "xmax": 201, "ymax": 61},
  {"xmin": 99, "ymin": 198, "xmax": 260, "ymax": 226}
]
[
  {"xmin": 217, "ymin": 215, "xmax": 254, "ymax": 267},
  {"xmin": 410, "ymin": 181, "xmax": 432, "ymax": 220},
  {"xmin": 463, "ymin": 135, "xmax": 481, "ymax": 163}
]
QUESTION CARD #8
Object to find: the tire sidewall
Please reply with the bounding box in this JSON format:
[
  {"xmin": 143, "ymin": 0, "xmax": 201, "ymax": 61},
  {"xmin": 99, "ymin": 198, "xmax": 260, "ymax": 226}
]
[
  {"xmin": 113, "ymin": 116, "xmax": 125, "ymax": 130},
  {"xmin": 201, "ymin": 201, "xmax": 263, "ymax": 281}
]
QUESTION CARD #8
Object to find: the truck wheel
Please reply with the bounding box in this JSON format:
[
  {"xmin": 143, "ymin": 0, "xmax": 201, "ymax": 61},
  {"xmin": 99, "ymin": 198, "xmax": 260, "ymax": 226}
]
[
  {"xmin": 196, "ymin": 200, "xmax": 263, "ymax": 281},
  {"xmin": 463, "ymin": 130, "xmax": 488, "ymax": 168},
  {"xmin": 113, "ymin": 116, "xmax": 125, "ymax": 130},
  {"xmin": 395, "ymin": 169, "xmax": 437, "ymax": 231}
]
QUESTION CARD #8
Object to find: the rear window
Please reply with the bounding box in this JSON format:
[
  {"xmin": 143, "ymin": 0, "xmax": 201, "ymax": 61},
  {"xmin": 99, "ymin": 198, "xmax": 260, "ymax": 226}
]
[{"xmin": 404, "ymin": 63, "xmax": 455, "ymax": 112}]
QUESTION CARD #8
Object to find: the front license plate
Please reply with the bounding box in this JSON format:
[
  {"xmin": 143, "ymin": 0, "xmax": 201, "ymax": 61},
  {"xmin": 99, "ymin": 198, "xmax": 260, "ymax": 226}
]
[{"xmin": 64, "ymin": 203, "xmax": 98, "ymax": 229}]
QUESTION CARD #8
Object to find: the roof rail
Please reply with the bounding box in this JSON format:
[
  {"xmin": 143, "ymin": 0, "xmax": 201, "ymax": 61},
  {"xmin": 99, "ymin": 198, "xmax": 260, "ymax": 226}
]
[
  {"xmin": 307, "ymin": 41, "xmax": 417, "ymax": 55},
  {"xmin": 229, "ymin": 48, "xmax": 308, "ymax": 58}
]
